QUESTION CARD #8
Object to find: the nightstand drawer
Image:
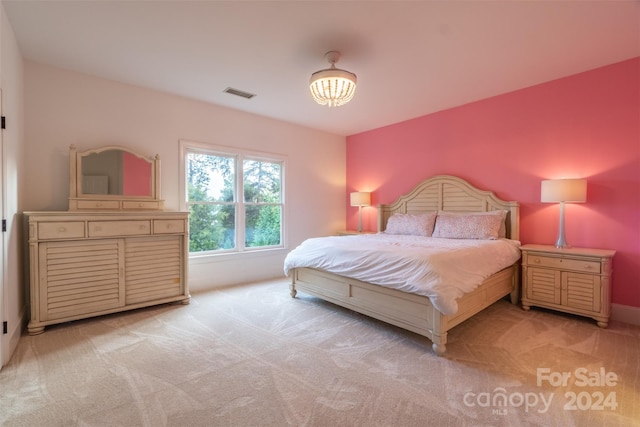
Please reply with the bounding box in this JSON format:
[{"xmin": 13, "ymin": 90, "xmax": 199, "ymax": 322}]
[{"xmin": 527, "ymin": 254, "xmax": 601, "ymax": 274}]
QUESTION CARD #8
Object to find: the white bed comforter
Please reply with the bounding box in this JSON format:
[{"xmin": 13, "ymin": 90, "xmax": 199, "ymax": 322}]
[{"xmin": 283, "ymin": 233, "xmax": 521, "ymax": 315}]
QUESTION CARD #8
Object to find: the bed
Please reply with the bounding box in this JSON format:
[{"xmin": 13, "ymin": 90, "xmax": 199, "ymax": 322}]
[{"xmin": 285, "ymin": 175, "xmax": 520, "ymax": 355}]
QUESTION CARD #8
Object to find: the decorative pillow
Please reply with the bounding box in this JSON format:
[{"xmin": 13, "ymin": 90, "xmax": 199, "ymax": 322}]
[
  {"xmin": 385, "ymin": 212, "xmax": 437, "ymax": 237},
  {"xmin": 437, "ymin": 210, "xmax": 508, "ymax": 238},
  {"xmin": 432, "ymin": 213, "xmax": 503, "ymax": 240}
]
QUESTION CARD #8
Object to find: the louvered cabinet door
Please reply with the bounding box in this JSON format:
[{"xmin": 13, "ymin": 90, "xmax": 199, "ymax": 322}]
[
  {"xmin": 562, "ymin": 272, "xmax": 601, "ymax": 313},
  {"xmin": 39, "ymin": 239, "xmax": 125, "ymax": 322},
  {"xmin": 525, "ymin": 267, "xmax": 561, "ymax": 305},
  {"xmin": 125, "ymin": 236, "xmax": 184, "ymax": 305}
]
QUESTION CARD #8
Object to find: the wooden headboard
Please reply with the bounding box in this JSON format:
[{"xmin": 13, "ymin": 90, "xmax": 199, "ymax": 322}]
[{"xmin": 377, "ymin": 175, "xmax": 520, "ymax": 240}]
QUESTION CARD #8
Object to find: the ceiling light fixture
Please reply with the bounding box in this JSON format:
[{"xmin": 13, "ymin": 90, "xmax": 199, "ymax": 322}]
[{"xmin": 309, "ymin": 51, "xmax": 357, "ymax": 107}]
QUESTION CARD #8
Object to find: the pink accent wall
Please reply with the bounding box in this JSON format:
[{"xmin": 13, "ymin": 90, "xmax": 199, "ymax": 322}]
[
  {"xmin": 346, "ymin": 57, "xmax": 640, "ymax": 308},
  {"xmin": 122, "ymin": 152, "xmax": 152, "ymax": 196}
]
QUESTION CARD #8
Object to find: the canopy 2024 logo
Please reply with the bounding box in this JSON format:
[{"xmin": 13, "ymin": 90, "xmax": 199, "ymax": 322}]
[{"xmin": 462, "ymin": 367, "xmax": 618, "ymax": 415}]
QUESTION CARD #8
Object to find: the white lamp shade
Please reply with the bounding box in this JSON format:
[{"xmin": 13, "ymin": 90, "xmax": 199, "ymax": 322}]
[
  {"xmin": 541, "ymin": 179, "xmax": 587, "ymax": 203},
  {"xmin": 350, "ymin": 191, "xmax": 371, "ymax": 207}
]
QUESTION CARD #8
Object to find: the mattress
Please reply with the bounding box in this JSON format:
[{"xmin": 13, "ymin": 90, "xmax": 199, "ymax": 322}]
[{"xmin": 284, "ymin": 233, "xmax": 521, "ymax": 315}]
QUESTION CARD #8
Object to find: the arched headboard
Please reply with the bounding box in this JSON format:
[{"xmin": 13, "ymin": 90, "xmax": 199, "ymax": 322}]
[{"xmin": 377, "ymin": 175, "xmax": 520, "ymax": 240}]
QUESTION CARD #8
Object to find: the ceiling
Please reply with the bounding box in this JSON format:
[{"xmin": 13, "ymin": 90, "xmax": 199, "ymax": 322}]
[{"xmin": 3, "ymin": 1, "xmax": 639, "ymax": 136}]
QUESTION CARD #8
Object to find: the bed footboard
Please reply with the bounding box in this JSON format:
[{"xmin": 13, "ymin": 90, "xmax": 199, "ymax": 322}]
[{"xmin": 289, "ymin": 264, "xmax": 517, "ymax": 355}]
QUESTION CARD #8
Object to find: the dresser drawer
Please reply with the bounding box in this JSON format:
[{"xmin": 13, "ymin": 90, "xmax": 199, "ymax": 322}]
[
  {"xmin": 527, "ymin": 254, "xmax": 601, "ymax": 274},
  {"xmin": 153, "ymin": 219, "xmax": 185, "ymax": 234},
  {"xmin": 122, "ymin": 201, "xmax": 161, "ymax": 210},
  {"xmin": 38, "ymin": 222, "xmax": 85, "ymax": 240},
  {"xmin": 88, "ymin": 220, "xmax": 151, "ymax": 237},
  {"xmin": 76, "ymin": 200, "xmax": 121, "ymax": 210}
]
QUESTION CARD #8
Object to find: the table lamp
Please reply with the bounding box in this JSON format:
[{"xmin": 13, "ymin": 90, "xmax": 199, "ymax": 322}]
[
  {"xmin": 350, "ymin": 191, "xmax": 371, "ymax": 232},
  {"xmin": 541, "ymin": 178, "xmax": 587, "ymax": 248}
]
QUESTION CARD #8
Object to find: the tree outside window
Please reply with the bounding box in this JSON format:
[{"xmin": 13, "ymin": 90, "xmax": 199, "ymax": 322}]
[{"xmin": 185, "ymin": 147, "xmax": 283, "ymax": 254}]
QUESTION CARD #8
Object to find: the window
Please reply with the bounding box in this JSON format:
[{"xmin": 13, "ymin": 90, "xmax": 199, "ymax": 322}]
[{"xmin": 181, "ymin": 141, "xmax": 284, "ymax": 255}]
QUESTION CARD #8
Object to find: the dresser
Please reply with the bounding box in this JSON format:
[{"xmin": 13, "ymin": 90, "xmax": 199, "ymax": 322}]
[
  {"xmin": 25, "ymin": 211, "xmax": 190, "ymax": 335},
  {"xmin": 521, "ymin": 244, "xmax": 615, "ymax": 327}
]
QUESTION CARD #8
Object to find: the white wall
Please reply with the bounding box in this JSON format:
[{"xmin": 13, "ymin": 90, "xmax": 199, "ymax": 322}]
[
  {"xmin": 0, "ymin": 4, "xmax": 24, "ymax": 368},
  {"xmin": 23, "ymin": 61, "xmax": 346, "ymax": 292}
]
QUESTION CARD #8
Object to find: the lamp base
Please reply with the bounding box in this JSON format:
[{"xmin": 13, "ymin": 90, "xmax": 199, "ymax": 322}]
[{"xmin": 554, "ymin": 202, "xmax": 570, "ymax": 249}]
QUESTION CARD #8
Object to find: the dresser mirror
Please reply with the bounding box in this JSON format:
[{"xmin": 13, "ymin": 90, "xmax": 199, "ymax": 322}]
[{"xmin": 69, "ymin": 145, "xmax": 164, "ymax": 211}]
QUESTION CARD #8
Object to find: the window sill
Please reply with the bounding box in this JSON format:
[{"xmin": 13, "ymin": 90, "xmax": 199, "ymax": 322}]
[{"xmin": 189, "ymin": 247, "xmax": 289, "ymax": 265}]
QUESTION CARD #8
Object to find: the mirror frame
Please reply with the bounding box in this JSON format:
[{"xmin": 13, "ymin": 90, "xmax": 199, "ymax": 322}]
[{"xmin": 69, "ymin": 145, "xmax": 164, "ymax": 211}]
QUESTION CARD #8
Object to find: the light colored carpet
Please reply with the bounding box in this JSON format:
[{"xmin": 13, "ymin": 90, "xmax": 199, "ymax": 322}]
[{"xmin": 1, "ymin": 278, "xmax": 638, "ymax": 426}]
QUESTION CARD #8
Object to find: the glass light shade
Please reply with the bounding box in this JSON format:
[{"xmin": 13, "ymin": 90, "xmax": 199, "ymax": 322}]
[
  {"xmin": 309, "ymin": 68, "xmax": 357, "ymax": 107},
  {"xmin": 350, "ymin": 191, "xmax": 371, "ymax": 207},
  {"xmin": 541, "ymin": 179, "xmax": 587, "ymax": 203}
]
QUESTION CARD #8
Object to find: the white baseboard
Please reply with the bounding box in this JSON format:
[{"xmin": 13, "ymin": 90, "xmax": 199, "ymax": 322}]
[{"xmin": 611, "ymin": 303, "xmax": 640, "ymax": 326}]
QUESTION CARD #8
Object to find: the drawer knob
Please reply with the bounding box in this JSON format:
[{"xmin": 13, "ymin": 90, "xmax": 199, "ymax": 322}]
[
  {"xmin": 534, "ymin": 258, "xmax": 540, "ymax": 263},
  {"xmin": 58, "ymin": 227, "xmax": 66, "ymax": 232},
  {"xmin": 139, "ymin": 203, "xmax": 144, "ymax": 207},
  {"xmin": 584, "ymin": 264, "xmax": 592, "ymax": 269},
  {"xmin": 96, "ymin": 203, "xmax": 103, "ymax": 207}
]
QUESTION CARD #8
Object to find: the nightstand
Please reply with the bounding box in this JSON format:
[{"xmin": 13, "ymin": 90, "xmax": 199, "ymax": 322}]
[
  {"xmin": 521, "ymin": 244, "xmax": 615, "ymax": 328},
  {"xmin": 337, "ymin": 230, "xmax": 375, "ymax": 236}
]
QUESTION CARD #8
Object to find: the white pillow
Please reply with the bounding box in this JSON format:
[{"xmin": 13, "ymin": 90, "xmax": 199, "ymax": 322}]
[
  {"xmin": 437, "ymin": 210, "xmax": 508, "ymax": 238},
  {"xmin": 385, "ymin": 212, "xmax": 437, "ymax": 237},
  {"xmin": 432, "ymin": 213, "xmax": 503, "ymax": 240}
]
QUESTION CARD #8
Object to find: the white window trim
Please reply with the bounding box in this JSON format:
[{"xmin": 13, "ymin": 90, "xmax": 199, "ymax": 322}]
[{"xmin": 179, "ymin": 139, "xmax": 287, "ymax": 259}]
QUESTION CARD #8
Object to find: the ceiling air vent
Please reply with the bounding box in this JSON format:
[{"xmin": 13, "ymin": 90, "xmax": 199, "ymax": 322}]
[{"xmin": 224, "ymin": 87, "xmax": 256, "ymax": 99}]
